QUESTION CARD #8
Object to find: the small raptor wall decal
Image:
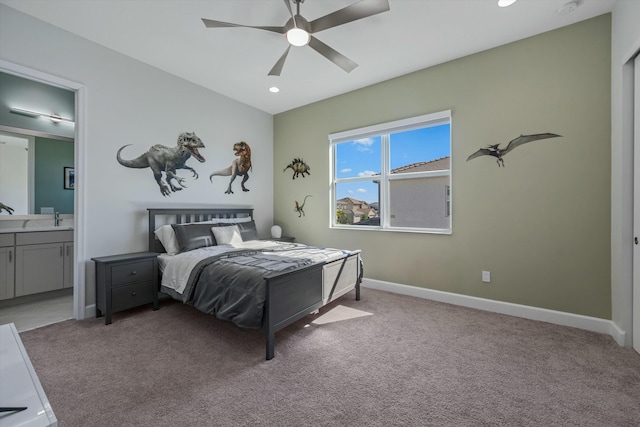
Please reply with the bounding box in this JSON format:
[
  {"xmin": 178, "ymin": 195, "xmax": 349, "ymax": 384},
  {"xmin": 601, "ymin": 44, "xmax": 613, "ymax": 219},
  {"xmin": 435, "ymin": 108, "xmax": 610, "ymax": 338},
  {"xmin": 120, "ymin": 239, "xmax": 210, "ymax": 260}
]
[
  {"xmin": 466, "ymin": 133, "xmax": 562, "ymax": 167},
  {"xmin": 116, "ymin": 131, "xmax": 205, "ymax": 196},
  {"xmin": 210, "ymin": 141, "xmax": 252, "ymax": 194},
  {"xmin": 283, "ymin": 158, "xmax": 310, "ymax": 179},
  {"xmin": 0, "ymin": 202, "xmax": 14, "ymax": 214},
  {"xmin": 294, "ymin": 195, "xmax": 311, "ymax": 218}
]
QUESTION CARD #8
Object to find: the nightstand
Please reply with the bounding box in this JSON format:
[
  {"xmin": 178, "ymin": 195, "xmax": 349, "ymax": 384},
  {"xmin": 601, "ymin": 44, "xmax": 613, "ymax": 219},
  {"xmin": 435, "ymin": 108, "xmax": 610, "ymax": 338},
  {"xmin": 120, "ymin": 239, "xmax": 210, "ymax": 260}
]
[{"xmin": 92, "ymin": 252, "xmax": 159, "ymax": 325}]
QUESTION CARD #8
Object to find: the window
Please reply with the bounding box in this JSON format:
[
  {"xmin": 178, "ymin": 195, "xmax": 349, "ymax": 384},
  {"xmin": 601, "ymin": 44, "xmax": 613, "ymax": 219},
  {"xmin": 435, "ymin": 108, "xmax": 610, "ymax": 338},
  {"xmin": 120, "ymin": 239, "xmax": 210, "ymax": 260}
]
[{"xmin": 330, "ymin": 110, "xmax": 451, "ymax": 233}]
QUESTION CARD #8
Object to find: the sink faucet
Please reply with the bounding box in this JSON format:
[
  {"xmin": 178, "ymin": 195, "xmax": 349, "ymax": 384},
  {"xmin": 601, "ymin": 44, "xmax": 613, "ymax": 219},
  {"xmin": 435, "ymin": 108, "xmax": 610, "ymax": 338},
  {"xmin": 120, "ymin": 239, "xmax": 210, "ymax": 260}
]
[{"xmin": 55, "ymin": 212, "xmax": 60, "ymax": 227}]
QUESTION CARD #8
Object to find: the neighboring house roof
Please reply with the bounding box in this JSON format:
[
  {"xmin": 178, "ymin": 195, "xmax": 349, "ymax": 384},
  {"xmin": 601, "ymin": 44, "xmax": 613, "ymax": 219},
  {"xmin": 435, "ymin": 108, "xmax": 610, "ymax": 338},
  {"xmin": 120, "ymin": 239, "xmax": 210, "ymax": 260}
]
[
  {"xmin": 391, "ymin": 156, "xmax": 450, "ymax": 173},
  {"xmin": 337, "ymin": 197, "xmax": 366, "ymax": 205}
]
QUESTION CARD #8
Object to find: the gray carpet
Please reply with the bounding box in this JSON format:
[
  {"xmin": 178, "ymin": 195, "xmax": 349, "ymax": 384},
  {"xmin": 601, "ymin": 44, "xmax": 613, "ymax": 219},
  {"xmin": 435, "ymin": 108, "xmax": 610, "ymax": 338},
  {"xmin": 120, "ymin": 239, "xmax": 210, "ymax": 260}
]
[{"xmin": 19, "ymin": 288, "xmax": 640, "ymax": 426}]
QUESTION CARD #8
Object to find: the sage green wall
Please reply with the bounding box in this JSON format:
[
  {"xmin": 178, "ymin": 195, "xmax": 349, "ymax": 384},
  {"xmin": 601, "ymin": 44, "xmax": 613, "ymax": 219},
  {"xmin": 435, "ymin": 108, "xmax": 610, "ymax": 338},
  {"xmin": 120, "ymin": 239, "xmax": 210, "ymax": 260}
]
[
  {"xmin": 34, "ymin": 137, "xmax": 74, "ymax": 214},
  {"xmin": 274, "ymin": 15, "xmax": 612, "ymax": 319}
]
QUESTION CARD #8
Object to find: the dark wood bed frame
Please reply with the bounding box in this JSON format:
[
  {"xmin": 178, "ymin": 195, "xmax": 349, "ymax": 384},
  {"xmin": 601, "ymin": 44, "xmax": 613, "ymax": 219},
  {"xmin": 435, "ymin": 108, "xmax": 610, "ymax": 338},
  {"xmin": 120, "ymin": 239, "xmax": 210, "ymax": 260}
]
[{"xmin": 148, "ymin": 207, "xmax": 361, "ymax": 360}]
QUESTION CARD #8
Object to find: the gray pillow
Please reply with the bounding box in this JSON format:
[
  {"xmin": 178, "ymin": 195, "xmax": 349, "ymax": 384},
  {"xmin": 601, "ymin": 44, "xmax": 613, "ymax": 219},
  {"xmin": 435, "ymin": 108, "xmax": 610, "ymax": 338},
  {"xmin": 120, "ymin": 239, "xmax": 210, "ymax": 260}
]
[
  {"xmin": 212, "ymin": 220, "xmax": 258, "ymax": 241},
  {"xmin": 171, "ymin": 223, "xmax": 216, "ymax": 252}
]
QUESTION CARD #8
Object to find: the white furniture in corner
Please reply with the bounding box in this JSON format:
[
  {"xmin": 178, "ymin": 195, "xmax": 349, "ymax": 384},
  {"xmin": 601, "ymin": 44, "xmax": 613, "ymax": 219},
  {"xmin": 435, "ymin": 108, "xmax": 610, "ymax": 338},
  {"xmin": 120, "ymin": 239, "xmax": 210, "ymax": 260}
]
[{"xmin": 0, "ymin": 323, "xmax": 57, "ymax": 427}]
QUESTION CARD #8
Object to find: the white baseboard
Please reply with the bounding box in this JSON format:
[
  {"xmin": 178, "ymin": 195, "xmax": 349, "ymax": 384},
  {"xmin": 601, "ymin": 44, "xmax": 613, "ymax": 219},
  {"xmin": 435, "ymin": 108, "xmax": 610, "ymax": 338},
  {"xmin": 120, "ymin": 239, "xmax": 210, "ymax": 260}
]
[
  {"xmin": 84, "ymin": 304, "xmax": 96, "ymax": 319},
  {"xmin": 362, "ymin": 278, "xmax": 628, "ymax": 346}
]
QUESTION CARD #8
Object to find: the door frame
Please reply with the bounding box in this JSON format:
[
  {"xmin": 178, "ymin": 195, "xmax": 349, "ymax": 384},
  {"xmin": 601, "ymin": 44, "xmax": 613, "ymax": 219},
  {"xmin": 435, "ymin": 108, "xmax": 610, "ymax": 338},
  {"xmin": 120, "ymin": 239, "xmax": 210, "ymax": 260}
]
[
  {"xmin": 634, "ymin": 53, "xmax": 640, "ymax": 354},
  {"xmin": 0, "ymin": 59, "xmax": 87, "ymax": 320}
]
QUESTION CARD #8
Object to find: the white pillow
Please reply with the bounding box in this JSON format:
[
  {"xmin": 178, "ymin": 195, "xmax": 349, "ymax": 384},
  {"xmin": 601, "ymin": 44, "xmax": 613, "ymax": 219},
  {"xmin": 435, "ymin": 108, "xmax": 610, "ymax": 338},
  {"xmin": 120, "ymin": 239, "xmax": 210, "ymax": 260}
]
[
  {"xmin": 211, "ymin": 225, "xmax": 243, "ymax": 245},
  {"xmin": 154, "ymin": 225, "xmax": 180, "ymax": 255}
]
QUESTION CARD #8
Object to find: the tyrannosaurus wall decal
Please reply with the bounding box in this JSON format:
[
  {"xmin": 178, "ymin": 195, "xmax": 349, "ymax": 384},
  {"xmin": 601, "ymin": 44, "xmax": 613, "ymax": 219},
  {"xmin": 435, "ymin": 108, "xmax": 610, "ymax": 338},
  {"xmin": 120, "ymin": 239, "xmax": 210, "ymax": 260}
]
[
  {"xmin": 116, "ymin": 131, "xmax": 205, "ymax": 196},
  {"xmin": 210, "ymin": 141, "xmax": 252, "ymax": 194}
]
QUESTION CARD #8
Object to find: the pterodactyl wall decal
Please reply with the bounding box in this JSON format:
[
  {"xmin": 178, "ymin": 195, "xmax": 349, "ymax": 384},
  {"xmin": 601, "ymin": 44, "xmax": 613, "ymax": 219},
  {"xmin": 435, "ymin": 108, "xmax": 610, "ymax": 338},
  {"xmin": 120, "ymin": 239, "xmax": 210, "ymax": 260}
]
[{"xmin": 467, "ymin": 133, "xmax": 562, "ymax": 167}]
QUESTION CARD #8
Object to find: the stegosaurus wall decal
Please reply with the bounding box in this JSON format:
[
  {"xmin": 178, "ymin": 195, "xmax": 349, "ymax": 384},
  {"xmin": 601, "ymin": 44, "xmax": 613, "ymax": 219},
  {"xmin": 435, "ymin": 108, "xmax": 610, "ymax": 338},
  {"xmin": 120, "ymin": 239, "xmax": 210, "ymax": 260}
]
[{"xmin": 283, "ymin": 158, "xmax": 310, "ymax": 179}]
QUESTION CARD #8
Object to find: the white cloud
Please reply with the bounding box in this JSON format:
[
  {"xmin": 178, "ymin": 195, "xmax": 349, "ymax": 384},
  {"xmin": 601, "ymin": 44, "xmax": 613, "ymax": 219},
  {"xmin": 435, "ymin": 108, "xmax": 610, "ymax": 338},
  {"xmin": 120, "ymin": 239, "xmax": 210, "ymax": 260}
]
[
  {"xmin": 358, "ymin": 170, "xmax": 377, "ymax": 177},
  {"xmin": 347, "ymin": 189, "xmax": 354, "ymax": 194},
  {"xmin": 354, "ymin": 138, "xmax": 375, "ymax": 152},
  {"xmin": 340, "ymin": 168, "xmax": 352, "ymax": 173},
  {"xmin": 357, "ymin": 188, "xmax": 367, "ymax": 193}
]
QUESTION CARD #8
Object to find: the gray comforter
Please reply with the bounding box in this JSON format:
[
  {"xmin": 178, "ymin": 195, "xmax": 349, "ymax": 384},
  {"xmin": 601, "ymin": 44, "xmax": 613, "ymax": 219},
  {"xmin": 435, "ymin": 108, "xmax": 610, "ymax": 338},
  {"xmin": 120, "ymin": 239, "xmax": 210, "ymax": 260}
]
[{"xmin": 174, "ymin": 243, "xmax": 352, "ymax": 329}]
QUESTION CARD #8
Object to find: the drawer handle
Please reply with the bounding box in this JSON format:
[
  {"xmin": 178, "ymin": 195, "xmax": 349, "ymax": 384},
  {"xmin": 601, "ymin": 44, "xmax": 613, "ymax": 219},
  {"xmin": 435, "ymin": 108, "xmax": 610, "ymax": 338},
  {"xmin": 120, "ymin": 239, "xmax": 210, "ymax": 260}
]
[
  {"xmin": 131, "ymin": 270, "xmax": 137, "ymax": 275},
  {"xmin": 131, "ymin": 291, "xmax": 137, "ymax": 296}
]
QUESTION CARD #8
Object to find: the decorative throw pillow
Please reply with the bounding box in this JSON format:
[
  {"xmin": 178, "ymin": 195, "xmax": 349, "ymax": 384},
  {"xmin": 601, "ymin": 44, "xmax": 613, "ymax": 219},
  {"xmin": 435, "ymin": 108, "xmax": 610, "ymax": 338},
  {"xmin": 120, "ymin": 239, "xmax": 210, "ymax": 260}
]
[
  {"xmin": 171, "ymin": 223, "xmax": 216, "ymax": 253},
  {"xmin": 211, "ymin": 225, "xmax": 243, "ymax": 245},
  {"xmin": 212, "ymin": 220, "xmax": 258, "ymax": 241},
  {"xmin": 154, "ymin": 225, "xmax": 180, "ymax": 255}
]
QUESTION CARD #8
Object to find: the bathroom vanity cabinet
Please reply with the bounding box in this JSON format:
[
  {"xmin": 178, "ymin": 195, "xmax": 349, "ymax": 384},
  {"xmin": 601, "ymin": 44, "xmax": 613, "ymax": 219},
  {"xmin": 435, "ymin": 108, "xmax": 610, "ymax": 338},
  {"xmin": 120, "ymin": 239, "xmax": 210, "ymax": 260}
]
[
  {"xmin": 0, "ymin": 229, "xmax": 73, "ymax": 300},
  {"xmin": 0, "ymin": 233, "xmax": 15, "ymax": 300}
]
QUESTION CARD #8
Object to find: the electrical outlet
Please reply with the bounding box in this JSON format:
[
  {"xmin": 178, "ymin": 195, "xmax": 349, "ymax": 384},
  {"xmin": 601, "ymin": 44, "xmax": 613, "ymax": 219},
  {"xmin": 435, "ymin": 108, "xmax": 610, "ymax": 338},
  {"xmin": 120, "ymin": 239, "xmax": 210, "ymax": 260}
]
[
  {"xmin": 40, "ymin": 207, "xmax": 54, "ymax": 214},
  {"xmin": 482, "ymin": 271, "xmax": 491, "ymax": 283}
]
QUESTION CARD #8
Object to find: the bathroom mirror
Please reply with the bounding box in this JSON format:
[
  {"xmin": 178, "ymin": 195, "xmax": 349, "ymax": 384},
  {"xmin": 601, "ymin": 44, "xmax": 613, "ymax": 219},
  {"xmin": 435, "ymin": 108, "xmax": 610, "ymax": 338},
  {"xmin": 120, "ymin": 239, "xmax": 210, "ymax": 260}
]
[{"xmin": 0, "ymin": 129, "xmax": 74, "ymax": 215}]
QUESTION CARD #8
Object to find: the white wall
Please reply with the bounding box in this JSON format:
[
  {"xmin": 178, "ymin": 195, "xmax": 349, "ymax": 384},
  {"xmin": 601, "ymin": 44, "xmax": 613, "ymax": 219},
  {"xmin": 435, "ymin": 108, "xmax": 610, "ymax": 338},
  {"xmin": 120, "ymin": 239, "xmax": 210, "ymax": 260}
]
[
  {"xmin": 0, "ymin": 4, "xmax": 274, "ymax": 310},
  {"xmin": 0, "ymin": 144, "xmax": 28, "ymax": 214},
  {"xmin": 611, "ymin": 0, "xmax": 640, "ymax": 344}
]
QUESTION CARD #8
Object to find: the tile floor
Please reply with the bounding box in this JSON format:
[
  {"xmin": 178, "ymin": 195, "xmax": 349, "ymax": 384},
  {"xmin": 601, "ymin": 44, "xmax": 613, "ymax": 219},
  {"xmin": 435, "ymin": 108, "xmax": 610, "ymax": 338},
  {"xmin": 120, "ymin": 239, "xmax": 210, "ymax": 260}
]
[{"xmin": 0, "ymin": 294, "xmax": 74, "ymax": 332}]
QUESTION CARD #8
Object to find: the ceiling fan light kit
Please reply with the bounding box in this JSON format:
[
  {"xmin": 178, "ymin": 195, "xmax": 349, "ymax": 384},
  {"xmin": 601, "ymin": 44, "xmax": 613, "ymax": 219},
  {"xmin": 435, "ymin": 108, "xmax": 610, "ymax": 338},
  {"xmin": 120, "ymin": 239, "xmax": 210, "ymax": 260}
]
[
  {"xmin": 201, "ymin": 0, "xmax": 390, "ymax": 76},
  {"xmin": 286, "ymin": 28, "xmax": 310, "ymax": 47}
]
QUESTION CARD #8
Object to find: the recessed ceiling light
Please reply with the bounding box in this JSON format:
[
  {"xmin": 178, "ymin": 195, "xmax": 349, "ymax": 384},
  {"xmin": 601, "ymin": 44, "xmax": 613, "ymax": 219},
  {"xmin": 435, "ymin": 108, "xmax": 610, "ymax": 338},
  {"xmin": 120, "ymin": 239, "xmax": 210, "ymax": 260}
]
[
  {"xmin": 498, "ymin": 0, "xmax": 517, "ymax": 7},
  {"xmin": 269, "ymin": 87, "xmax": 280, "ymax": 93},
  {"xmin": 557, "ymin": 1, "xmax": 580, "ymax": 15}
]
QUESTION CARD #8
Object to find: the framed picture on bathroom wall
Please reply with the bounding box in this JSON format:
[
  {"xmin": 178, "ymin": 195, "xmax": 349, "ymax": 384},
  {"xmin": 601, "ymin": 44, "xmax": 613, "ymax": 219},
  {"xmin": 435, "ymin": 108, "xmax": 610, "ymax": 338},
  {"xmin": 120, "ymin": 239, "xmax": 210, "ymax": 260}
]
[{"xmin": 64, "ymin": 167, "xmax": 74, "ymax": 190}]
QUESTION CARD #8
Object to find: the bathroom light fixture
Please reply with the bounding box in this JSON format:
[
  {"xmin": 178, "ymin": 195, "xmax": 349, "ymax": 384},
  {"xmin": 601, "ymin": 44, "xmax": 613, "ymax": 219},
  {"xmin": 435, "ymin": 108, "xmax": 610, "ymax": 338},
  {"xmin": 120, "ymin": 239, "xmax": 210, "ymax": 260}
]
[
  {"xmin": 9, "ymin": 107, "xmax": 74, "ymax": 124},
  {"xmin": 498, "ymin": 0, "xmax": 517, "ymax": 7}
]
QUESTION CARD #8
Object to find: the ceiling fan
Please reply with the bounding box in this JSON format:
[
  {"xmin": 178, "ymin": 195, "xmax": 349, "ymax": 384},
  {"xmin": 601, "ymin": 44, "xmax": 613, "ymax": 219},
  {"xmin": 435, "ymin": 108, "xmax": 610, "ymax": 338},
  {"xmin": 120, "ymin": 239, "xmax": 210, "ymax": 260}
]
[{"xmin": 201, "ymin": 0, "xmax": 390, "ymax": 76}]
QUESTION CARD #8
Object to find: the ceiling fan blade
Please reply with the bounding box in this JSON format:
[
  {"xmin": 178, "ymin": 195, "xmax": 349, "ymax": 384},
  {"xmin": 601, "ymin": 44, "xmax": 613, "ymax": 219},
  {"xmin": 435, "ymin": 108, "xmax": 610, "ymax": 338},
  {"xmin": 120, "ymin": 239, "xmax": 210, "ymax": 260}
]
[
  {"xmin": 268, "ymin": 45, "xmax": 292, "ymax": 76},
  {"xmin": 201, "ymin": 18, "xmax": 286, "ymax": 34},
  {"xmin": 309, "ymin": 0, "xmax": 390, "ymax": 34},
  {"xmin": 308, "ymin": 36, "xmax": 358, "ymax": 73}
]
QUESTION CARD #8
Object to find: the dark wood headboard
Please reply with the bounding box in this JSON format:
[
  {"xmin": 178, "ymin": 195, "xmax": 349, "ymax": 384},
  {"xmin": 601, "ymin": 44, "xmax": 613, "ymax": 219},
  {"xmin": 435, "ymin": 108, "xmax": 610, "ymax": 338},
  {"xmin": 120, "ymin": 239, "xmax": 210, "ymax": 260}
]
[{"xmin": 148, "ymin": 207, "xmax": 254, "ymax": 253}]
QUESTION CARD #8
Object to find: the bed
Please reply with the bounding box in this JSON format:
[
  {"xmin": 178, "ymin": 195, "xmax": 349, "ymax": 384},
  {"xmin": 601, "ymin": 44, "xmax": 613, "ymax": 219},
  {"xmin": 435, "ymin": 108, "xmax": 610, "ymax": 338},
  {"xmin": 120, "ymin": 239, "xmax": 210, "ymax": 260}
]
[{"xmin": 148, "ymin": 207, "xmax": 362, "ymax": 360}]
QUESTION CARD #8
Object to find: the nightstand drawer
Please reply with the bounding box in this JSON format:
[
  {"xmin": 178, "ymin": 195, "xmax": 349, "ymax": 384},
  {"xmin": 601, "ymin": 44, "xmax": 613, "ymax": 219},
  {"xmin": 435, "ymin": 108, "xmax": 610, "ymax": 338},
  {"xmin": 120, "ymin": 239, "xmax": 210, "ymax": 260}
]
[
  {"xmin": 112, "ymin": 281, "xmax": 154, "ymax": 312},
  {"xmin": 111, "ymin": 260, "xmax": 154, "ymax": 286}
]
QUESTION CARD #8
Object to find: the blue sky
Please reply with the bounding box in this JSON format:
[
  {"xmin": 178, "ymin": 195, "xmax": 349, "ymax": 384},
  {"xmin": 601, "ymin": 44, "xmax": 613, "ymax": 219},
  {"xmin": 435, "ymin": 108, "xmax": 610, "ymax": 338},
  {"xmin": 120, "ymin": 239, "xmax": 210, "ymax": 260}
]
[{"xmin": 335, "ymin": 124, "xmax": 450, "ymax": 203}]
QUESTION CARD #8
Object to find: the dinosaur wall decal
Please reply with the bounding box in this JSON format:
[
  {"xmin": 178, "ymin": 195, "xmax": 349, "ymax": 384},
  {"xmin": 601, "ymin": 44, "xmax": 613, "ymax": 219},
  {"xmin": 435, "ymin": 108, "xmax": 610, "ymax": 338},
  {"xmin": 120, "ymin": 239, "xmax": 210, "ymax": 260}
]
[
  {"xmin": 294, "ymin": 195, "xmax": 311, "ymax": 218},
  {"xmin": 116, "ymin": 131, "xmax": 205, "ymax": 196},
  {"xmin": 0, "ymin": 202, "xmax": 14, "ymax": 214},
  {"xmin": 210, "ymin": 141, "xmax": 252, "ymax": 194},
  {"xmin": 467, "ymin": 133, "xmax": 562, "ymax": 167},
  {"xmin": 283, "ymin": 158, "xmax": 310, "ymax": 179}
]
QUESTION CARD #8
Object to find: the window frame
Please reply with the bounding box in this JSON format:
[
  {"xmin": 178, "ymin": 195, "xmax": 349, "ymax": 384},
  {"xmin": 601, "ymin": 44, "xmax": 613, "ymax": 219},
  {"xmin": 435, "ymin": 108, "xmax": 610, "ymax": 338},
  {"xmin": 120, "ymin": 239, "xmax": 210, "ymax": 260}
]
[{"xmin": 329, "ymin": 110, "xmax": 452, "ymax": 234}]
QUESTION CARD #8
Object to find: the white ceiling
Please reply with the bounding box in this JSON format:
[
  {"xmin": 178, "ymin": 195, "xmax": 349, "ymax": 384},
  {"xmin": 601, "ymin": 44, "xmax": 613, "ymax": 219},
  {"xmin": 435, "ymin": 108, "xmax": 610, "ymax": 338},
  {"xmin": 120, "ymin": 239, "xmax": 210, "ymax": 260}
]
[{"xmin": 0, "ymin": 0, "xmax": 616, "ymax": 115}]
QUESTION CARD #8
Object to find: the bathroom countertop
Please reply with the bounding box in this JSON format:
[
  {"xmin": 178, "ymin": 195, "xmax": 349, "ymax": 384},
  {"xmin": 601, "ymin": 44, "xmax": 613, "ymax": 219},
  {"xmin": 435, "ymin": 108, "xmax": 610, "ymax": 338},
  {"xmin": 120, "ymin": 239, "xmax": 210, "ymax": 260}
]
[{"xmin": 0, "ymin": 226, "xmax": 73, "ymax": 234}]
